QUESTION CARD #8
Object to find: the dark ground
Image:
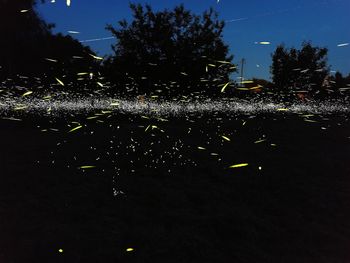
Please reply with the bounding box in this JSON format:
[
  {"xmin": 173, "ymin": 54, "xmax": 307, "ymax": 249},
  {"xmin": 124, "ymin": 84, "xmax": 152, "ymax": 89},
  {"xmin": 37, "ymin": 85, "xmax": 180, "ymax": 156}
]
[{"xmin": 0, "ymin": 111, "xmax": 349, "ymax": 263}]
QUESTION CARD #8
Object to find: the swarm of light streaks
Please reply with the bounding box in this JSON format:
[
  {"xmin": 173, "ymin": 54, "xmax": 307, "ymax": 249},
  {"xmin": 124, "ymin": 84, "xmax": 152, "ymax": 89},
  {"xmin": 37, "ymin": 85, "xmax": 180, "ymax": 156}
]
[{"xmin": 0, "ymin": 97, "xmax": 349, "ymax": 117}]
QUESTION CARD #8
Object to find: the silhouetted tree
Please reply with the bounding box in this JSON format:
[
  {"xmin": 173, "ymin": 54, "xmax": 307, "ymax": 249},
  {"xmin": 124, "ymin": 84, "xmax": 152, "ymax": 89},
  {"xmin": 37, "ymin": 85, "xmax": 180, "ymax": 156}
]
[
  {"xmin": 44, "ymin": 33, "xmax": 99, "ymax": 85},
  {"xmin": 0, "ymin": 0, "xmax": 50, "ymax": 78},
  {"xmin": 104, "ymin": 3, "xmax": 235, "ymax": 95},
  {"xmin": 0, "ymin": 0, "xmax": 97, "ymax": 89},
  {"xmin": 271, "ymin": 41, "xmax": 329, "ymax": 100},
  {"xmin": 333, "ymin": 72, "xmax": 346, "ymax": 89},
  {"xmin": 325, "ymin": 71, "xmax": 350, "ymax": 100},
  {"xmin": 271, "ymin": 45, "xmax": 298, "ymax": 90}
]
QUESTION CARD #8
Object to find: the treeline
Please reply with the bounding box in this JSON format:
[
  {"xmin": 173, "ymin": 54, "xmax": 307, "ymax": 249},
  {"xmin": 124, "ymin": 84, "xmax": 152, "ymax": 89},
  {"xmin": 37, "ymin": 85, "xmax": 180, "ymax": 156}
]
[
  {"xmin": 0, "ymin": 0, "xmax": 100, "ymax": 95},
  {"xmin": 0, "ymin": 1, "xmax": 349, "ymax": 101}
]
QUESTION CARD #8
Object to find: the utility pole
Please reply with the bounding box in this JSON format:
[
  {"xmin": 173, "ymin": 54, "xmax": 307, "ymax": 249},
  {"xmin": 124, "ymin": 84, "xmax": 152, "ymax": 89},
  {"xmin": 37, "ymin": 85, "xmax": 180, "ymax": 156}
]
[{"xmin": 240, "ymin": 58, "xmax": 245, "ymax": 87}]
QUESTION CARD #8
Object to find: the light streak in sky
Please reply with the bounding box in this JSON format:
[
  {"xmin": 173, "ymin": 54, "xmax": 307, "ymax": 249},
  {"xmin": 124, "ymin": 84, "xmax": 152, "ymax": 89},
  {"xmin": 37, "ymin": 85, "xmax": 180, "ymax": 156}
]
[
  {"xmin": 225, "ymin": 17, "xmax": 249, "ymax": 23},
  {"xmin": 79, "ymin": 37, "xmax": 116, "ymax": 43},
  {"xmin": 255, "ymin": 42, "xmax": 271, "ymax": 45},
  {"xmin": 225, "ymin": 6, "xmax": 301, "ymax": 24},
  {"xmin": 225, "ymin": 1, "xmax": 338, "ymax": 24}
]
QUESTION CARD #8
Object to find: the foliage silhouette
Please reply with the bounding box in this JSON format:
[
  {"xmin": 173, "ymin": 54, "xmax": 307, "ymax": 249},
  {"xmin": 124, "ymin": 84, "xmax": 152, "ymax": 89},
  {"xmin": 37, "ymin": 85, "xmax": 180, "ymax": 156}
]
[
  {"xmin": 0, "ymin": 0, "xmax": 97, "ymax": 89},
  {"xmin": 270, "ymin": 41, "xmax": 329, "ymax": 100},
  {"xmin": 104, "ymin": 3, "xmax": 236, "ymax": 96},
  {"xmin": 1, "ymin": 1, "xmax": 348, "ymax": 101}
]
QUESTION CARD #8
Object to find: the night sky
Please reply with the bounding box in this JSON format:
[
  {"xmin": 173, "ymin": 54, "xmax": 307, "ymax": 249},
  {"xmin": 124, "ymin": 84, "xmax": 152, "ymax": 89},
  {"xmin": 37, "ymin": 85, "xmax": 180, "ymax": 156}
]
[{"xmin": 37, "ymin": 0, "xmax": 350, "ymax": 80}]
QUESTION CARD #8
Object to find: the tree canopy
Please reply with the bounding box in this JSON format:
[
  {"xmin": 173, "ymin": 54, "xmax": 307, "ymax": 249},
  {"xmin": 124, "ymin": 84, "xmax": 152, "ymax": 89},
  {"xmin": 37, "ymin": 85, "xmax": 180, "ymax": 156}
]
[
  {"xmin": 270, "ymin": 42, "xmax": 329, "ymax": 98},
  {"xmin": 0, "ymin": 0, "xmax": 96, "ymax": 85},
  {"xmin": 104, "ymin": 3, "xmax": 235, "ymax": 95}
]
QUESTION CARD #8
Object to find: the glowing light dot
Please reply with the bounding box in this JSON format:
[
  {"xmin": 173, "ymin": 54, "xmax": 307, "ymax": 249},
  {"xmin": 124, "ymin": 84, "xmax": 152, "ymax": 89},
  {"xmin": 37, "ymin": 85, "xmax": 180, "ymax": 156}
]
[
  {"xmin": 126, "ymin": 248, "xmax": 134, "ymax": 252},
  {"xmin": 58, "ymin": 249, "xmax": 63, "ymax": 253}
]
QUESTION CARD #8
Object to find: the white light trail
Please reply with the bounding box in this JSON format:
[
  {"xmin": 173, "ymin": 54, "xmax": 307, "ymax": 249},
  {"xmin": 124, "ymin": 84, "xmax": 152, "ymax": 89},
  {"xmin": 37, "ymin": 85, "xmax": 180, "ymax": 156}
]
[
  {"xmin": 79, "ymin": 37, "xmax": 116, "ymax": 43},
  {"xmin": 337, "ymin": 43, "xmax": 349, "ymax": 47}
]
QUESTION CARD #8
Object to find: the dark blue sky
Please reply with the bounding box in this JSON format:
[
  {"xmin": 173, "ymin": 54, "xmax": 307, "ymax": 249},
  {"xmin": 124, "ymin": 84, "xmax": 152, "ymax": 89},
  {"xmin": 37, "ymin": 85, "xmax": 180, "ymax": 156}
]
[{"xmin": 37, "ymin": 0, "xmax": 350, "ymax": 80}]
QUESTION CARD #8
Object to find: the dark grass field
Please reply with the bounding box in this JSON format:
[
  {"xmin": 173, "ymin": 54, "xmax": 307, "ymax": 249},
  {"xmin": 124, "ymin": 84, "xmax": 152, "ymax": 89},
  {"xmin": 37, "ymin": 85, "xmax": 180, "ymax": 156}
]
[{"xmin": 0, "ymin": 111, "xmax": 349, "ymax": 263}]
